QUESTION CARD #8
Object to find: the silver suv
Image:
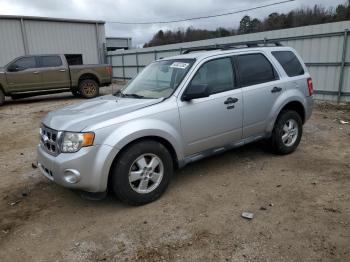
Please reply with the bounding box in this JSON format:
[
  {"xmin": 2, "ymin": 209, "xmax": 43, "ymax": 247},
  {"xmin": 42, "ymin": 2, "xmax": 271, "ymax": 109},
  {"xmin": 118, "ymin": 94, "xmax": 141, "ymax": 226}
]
[{"xmin": 37, "ymin": 44, "xmax": 314, "ymax": 205}]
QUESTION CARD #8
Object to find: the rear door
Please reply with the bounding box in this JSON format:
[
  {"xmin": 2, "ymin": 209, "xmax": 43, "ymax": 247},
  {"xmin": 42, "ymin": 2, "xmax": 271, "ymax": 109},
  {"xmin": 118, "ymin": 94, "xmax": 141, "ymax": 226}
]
[
  {"xmin": 234, "ymin": 52, "xmax": 283, "ymax": 139},
  {"xmin": 5, "ymin": 56, "xmax": 41, "ymax": 92},
  {"xmin": 37, "ymin": 55, "xmax": 70, "ymax": 89},
  {"xmin": 178, "ymin": 56, "xmax": 243, "ymax": 156}
]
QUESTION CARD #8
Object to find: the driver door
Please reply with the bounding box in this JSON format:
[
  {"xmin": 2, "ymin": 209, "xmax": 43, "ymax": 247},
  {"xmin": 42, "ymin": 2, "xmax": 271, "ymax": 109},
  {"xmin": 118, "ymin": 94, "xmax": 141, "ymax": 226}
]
[
  {"xmin": 5, "ymin": 56, "xmax": 42, "ymax": 92},
  {"xmin": 177, "ymin": 57, "xmax": 243, "ymax": 156}
]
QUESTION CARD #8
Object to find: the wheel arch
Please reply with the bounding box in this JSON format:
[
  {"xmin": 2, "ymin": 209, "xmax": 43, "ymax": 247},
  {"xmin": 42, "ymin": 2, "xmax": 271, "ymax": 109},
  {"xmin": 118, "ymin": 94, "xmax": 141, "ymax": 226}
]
[
  {"xmin": 267, "ymin": 93, "xmax": 307, "ymax": 134},
  {"xmin": 78, "ymin": 73, "xmax": 100, "ymax": 86},
  {"xmin": 106, "ymin": 135, "xmax": 180, "ymax": 191},
  {"xmin": 279, "ymin": 100, "xmax": 305, "ymax": 123}
]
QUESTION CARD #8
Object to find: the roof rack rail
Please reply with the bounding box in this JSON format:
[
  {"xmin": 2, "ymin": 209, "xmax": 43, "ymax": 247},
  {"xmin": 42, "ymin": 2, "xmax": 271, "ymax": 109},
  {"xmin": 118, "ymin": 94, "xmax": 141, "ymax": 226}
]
[
  {"xmin": 181, "ymin": 40, "xmax": 283, "ymax": 54},
  {"xmin": 182, "ymin": 46, "xmax": 221, "ymax": 54}
]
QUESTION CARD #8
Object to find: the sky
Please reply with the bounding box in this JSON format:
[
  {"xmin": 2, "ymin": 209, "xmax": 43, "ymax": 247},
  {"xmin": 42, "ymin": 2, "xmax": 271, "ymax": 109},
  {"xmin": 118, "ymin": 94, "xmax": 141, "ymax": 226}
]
[{"xmin": 0, "ymin": 0, "xmax": 346, "ymax": 46}]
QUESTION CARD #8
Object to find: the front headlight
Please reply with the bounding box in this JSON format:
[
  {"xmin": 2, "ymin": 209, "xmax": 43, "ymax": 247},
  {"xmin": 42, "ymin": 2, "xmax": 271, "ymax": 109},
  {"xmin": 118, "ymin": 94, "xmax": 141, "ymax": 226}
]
[{"xmin": 61, "ymin": 132, "xmax": 95, "ymax": 153}]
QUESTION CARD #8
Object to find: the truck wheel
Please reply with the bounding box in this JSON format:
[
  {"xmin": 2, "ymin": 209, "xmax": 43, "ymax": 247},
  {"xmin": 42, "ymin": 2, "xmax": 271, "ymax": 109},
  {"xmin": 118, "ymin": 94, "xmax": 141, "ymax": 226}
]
[
  {"xmin": 79, "ymin": 79, "xmax": 99, "ymax": 99},
  {"xmin": 111, "ymin": 140, "xmax": 173, "ymax": 205},
  {"xmin": 270, "ymin": 110, "xmax": 302, "ymax": 155},
  {"xmin": 71, "ymin": 89, "xmax": 81, "ymax": 97},
  {"xmin": 0, "ymin": 88, "xmax": 4, "ymax": 106}
]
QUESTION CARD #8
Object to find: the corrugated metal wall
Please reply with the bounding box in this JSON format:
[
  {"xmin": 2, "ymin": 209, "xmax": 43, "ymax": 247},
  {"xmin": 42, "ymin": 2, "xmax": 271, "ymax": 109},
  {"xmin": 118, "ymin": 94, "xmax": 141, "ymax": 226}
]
[
  {"xmin": 107, "ymin": 21, "xmax": 350, "ymax": 102},
  {"xmin": 0, "ymin": 17, "xmax": 106, "ymax": 66},
  {"xmin": 0, "ymin": 19, "xmax": 26, "ymax": 67},
  {"xmin": 106, "ymin": 37, "xmax": 132, "ymax": 49}
]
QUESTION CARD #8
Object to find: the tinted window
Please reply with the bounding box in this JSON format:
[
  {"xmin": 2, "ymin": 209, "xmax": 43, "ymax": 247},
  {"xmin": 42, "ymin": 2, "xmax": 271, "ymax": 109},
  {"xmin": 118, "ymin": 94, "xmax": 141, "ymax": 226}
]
[
  {"xmin": 40, "ymin": 56, "xmax": 62, "ymax": 67},
  {"xmin": 190, "ymin": 57, "xmax": 235, "ymax": 95},
  {"xmin": 236, "ymin": 53, "xmax": 277, "ymax": 86},
  {"xmin": 11, "ymin": 57, "xmax": 36, "ymax": 71},
  {"xmin": 272, "ymin": 51, "xmax": 304, "ymax": 77}
]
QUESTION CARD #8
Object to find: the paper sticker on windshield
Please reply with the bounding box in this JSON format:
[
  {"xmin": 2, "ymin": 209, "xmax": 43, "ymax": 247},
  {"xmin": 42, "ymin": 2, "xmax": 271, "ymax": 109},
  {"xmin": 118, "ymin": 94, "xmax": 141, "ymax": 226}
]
[{"xmin": 170, "ymin": 62, "xmax": 189, "ymax": 69}]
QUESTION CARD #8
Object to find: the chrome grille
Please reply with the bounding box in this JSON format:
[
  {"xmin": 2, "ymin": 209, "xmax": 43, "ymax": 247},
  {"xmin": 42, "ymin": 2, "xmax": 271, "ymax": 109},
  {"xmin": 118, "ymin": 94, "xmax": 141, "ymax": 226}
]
[{"xmin": 40, "ymin": 125, "xmax": 61, "ymax": 156}]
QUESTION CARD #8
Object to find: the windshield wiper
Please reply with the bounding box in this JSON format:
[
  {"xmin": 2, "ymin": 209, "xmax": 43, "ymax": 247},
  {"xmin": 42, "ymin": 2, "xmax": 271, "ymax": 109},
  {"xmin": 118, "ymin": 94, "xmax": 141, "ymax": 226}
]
[
  {"xmin": 122, "ymin": 93, "xmax": 147, "ymax": 99},
  {"xmin": 114, "ymin": 90, "xmax": 125, "ymax": 97}
]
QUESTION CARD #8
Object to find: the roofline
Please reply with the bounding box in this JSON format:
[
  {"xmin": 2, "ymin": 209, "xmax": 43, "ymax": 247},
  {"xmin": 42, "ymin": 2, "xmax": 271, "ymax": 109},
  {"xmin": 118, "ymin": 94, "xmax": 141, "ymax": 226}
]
[
  {"xmin": 106, "ymin": 37, "xmax": 132, "ymax": 40},
  {"xmin": 0, "ymin": 15, "xmax": 105, "ymax": 24}
]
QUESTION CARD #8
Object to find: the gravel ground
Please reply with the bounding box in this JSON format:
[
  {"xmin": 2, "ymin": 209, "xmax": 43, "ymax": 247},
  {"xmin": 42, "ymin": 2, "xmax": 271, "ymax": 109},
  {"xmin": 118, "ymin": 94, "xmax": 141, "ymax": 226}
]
[{"xmin": 0, "ymin": 85, "xmax": 349, "ymax": 262}]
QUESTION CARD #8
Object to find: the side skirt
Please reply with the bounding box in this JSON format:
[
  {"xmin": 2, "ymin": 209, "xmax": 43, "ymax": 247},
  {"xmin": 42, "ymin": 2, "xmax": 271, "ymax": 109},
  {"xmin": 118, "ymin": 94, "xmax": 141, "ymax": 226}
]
[{"xmin": 179, "ymin": 134, "xmax": 266, "ymax": 168}]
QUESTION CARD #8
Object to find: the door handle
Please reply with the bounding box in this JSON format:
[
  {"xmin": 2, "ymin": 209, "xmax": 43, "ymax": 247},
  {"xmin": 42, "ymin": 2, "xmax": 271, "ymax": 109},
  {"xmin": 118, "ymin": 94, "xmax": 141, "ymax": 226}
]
[
  {"xmin": 59, "ymin": 69, "xmax": 66, "ymax": 72},
  {"xmin": 224, "ymin": 97, "xmax": 239, "ymax": 104},
  {"xmin": 33, "ymin": 71, "xmax": 39, "ymax": 74},
  {"xmin": 271, "ymin": 86, "xmax": 282, "ymax": 93}
]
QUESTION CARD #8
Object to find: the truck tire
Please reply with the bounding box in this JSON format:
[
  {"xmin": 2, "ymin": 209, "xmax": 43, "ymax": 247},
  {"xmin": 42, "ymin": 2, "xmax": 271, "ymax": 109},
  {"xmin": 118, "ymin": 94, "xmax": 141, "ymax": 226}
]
[
  {"xmin": 270, "ymin": 110, "xmax": 303, "ymax": 155},
  {"xmin": 0, "ymin": 88, "xmax": 4, "ymax": 106},
  {"xmin": 111, "ymin": 140, "xmax": 173, "ymax": 205},
  {"xmin": 78, "ymin": 79, "xmax": 99, "ymax": 99}
]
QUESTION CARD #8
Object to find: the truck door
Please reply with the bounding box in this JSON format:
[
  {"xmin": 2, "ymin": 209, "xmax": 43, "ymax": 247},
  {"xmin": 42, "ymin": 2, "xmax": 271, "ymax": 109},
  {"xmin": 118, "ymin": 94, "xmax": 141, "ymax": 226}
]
[
  {"xmin": 37, "ymin": 55, "xmax": 70, "ymax": 89},
  {"xmin": 5, "ymin": 56, "xmax": 42, "ymax": 92}
]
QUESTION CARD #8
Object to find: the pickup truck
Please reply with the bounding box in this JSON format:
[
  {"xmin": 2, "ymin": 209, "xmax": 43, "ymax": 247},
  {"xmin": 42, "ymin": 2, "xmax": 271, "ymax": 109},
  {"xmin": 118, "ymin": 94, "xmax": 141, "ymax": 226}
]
[{"xmin": 0, "ymin": 54, "xmax": 112, "ymax": 105}]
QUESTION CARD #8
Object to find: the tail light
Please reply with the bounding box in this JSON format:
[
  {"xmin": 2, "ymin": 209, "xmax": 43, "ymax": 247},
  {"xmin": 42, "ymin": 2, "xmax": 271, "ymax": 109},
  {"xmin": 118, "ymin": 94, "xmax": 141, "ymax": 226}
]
[
  {"xmin": 307, "ymin": 77, "xmax": 313, "ymax": 96},
  {"xmin": 106, "ymin": 65, "xmax": 112, "ymax": 76}
]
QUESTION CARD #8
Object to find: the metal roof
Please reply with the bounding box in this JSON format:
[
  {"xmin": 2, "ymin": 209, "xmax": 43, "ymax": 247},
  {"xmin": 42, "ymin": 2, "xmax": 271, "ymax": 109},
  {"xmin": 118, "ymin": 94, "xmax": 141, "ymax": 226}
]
[{"xmin": 0, "ymin": 15, "xmax": 105, "ymax": 24}]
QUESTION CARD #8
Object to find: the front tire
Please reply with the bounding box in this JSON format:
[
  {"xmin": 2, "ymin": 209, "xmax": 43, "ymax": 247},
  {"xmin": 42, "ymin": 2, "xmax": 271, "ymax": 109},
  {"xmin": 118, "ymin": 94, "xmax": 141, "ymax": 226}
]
[
  {"xmin": 270, "ymin": 110, "xmax": 303, "ymax": 155},
  {"xmin": 79, "ymin": 79, "xmax": 99, "ymax": 99},
  {"xmin": 111, "ymin": 140, "xmax": 173, "ymax": 205},
  {"xmin": 0, "ymin": 89, "xmax": 4, "ymax": 106}
]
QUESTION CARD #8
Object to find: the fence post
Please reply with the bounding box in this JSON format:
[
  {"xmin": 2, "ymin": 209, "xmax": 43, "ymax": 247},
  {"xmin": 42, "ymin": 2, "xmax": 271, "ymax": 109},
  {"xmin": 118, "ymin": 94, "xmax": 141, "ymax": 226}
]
[
  {"xmin": 121, "ymin": 54, "xmax": 125, "ymax": 81},
  {"xmin": 136, "ymin": 52, "xmax": 139, "ymax": 73},
  {"xmin": 337, "ymin": 29, "xmax": 348, "ymax": 104}
]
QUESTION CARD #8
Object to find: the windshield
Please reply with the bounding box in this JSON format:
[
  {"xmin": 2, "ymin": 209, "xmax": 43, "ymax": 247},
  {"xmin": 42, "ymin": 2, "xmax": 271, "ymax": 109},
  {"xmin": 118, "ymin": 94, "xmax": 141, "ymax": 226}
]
[{"xmin": 118, "ymin": 59, "xmax": 195, "ymax": 99}]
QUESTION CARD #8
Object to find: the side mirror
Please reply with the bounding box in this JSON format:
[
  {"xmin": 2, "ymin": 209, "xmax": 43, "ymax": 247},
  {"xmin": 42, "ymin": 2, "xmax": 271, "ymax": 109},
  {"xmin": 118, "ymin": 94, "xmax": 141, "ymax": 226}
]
[
  {"xmin": 7, "ymin": 64, "xmax": 20, "ymax": 72},
  {"xmin": 182, "ymin": 84, "xmax": 210, "ymax": 101}
]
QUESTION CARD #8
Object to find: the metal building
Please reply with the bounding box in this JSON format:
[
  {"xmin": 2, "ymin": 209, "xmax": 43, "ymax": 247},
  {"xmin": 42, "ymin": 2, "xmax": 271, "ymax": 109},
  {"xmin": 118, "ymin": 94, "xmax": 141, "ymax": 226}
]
[
  {"xmin": 106, "ymin": 37, "xmax": 132, "ymax": 51},
  {"xmin": 0, "ymin": 15, "xmax": 106, "ymax": 66},
  {"xmin": 108, "ymin": 21, "xmax": 350, "ymax": 102}
]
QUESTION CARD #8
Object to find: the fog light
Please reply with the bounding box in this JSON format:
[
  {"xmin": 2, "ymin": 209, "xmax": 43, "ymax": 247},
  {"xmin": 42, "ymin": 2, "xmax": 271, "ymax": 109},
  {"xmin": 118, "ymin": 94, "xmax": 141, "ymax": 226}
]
[{"xmin": 63, "ymin": 169, "xmax": 81, "ymax": 184}]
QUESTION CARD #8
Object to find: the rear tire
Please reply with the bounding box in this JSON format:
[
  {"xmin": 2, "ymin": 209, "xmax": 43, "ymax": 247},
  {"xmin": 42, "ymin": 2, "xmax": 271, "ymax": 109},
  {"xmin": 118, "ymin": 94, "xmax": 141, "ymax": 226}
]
[
  {"xmin": 0, "ymin": 89, "xmax": 4, "ymax": 106},
  {"xmin": 111, "ymin": 140, "xmax": 173, "ymax": 205},
  {"xmin": 78, "ymin": 79, "xmax": 99, "ymax": 99},
  {"xmin": 270, "ymin": 110, "xmax": 303, "ymax": 155}
]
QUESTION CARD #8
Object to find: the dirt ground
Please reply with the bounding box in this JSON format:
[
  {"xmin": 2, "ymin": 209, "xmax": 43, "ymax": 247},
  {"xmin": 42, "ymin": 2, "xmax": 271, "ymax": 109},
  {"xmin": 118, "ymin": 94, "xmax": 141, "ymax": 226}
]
[{"xmin": 0, "ymin": 85, "xmax": 349, "ymax": 262}]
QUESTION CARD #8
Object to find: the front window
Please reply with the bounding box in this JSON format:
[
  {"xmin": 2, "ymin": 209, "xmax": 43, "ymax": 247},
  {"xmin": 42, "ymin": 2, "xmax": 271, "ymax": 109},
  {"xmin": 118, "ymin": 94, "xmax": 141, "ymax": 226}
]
[{"xmin": 118, "ymin": 59, "xmax": 195, "ymax": 99}]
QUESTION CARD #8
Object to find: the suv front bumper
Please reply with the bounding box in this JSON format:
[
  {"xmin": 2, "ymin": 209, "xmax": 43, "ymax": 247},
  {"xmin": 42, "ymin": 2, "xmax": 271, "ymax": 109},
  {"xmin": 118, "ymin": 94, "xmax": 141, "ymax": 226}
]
[{"xmin": 37, "ymin": 143, "xmax": 118, "ymax": 192}]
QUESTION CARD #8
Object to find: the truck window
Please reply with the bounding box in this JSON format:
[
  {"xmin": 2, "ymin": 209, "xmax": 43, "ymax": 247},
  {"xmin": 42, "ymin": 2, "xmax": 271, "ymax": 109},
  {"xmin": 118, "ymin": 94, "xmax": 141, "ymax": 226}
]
[
  {"xmin": 65, "ymin": 54, "xmax": 83, "ymax": 65},
  {"xmin": 9, "ymin": 56, "xmax": 36, "ymax": 71},
  {"xmin": 236, "ymin": 53, "xmax": 278, "ymax": 87},
  {"xmin": 191, "ymin": 57, "xmax": 235, "ymax": 95},
  {"xmin": 39, "ymin": 56, "xmax": 62, "ymax": 67},
  {"xmin": 272, "ymin": 51, "xmax": 305, "ymax": 77}
]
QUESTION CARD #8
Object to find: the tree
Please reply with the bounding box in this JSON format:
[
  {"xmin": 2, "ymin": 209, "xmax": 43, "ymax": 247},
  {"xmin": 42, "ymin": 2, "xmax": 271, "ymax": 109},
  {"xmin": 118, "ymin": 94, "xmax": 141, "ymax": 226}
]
[
  {"xmin": 143, "ymin": 1, "xmax": 350, "ymax": 47},
  {"xmin": 238, "ymin": 15, "xmax": 252, "ymax": 34}
]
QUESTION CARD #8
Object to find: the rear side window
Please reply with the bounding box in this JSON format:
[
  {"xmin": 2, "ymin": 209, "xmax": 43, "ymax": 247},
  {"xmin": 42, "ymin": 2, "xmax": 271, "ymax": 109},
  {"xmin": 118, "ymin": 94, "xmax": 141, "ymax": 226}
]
[
  {"xmin": 236, "ymin": 53, "xmax": 278, "ymax": 87},
  {"xmin": 191, "ymin": 57, "xmax": 235, "ymax": 95},
  {"xmin": 39, "ymin": 56, "xmax": 62, "ymax": 67},
  {"xmin": 272, "ymin": 51, "xmax": 304, "ymax": 77}
]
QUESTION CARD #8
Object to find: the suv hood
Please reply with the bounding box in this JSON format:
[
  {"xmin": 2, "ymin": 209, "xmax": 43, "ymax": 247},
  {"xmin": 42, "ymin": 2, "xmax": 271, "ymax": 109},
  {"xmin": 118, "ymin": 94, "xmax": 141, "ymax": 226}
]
[{"xmin": 42, "ymin": 95, "xmax": 162, "ymax": 131}]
